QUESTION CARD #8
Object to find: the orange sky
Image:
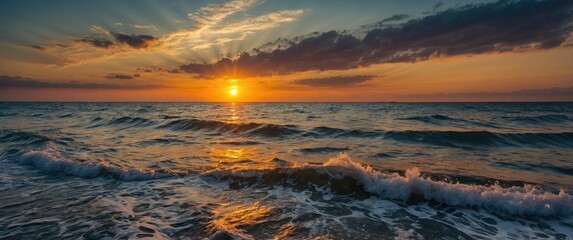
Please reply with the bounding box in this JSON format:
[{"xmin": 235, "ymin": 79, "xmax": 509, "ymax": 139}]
[{"xmin": 1, "ymin": 0, "xmax": 572, "ymax": 101}]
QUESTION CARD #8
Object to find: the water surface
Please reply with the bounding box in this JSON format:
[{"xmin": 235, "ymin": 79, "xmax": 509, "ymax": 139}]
[{"xmin": 1, "ymin": 102, "xmax": 572, "ymax": 239}]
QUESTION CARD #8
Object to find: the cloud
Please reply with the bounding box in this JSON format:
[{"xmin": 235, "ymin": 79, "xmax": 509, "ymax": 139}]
[
  {"xmin": 24, "ymin": 45, "xmax": 45, "ymax": 51},
  {"xmin": 163, "ymin": 2, "xmax": 303, "ymax": 53},
  {"xmin": 133, "ymin": 24, "xmax": 158, "ymax": 30},
  {"xmin": 105, "ymin": 74, "xmax": 136, "ymax": 80},
  {"xmin": 379, "ymin": 14, "xmax": 410, "ymax": 23},
  {"xmin": 90, "ymin": 25, "xmax": 111, "ymax": 36},
  {"xmin": 211, "ymin": 9, "xmax": 304, "ymax": 34},
  {"xmin": 188, "ymin": 0, "xmax": 261, "ymax": 27},
  {"xmin": 76, "ymin": 37, "xmax": 114, "ymax": 48},
  {"xmin": 432, "ymin": 2, "xmax": 444, "ymax": 11},
  {"xmin": 136, "ymin": 68, "xmax": 153, "ymax": 73},
  {"xmin": 32, "ymin": 0, "xmax": 302, "ymax": 67},
  {"xmin": 111, "ymin": 32, "xmax": 158, "ymax": 49},
  {"xmin": 0, "ymin": 76, "xmax": 168, "ymax": 90},
  {"xmin": 72, "ymin": 25, "xmax": 158, "ymax": 49},
  {"xmin": 293, "ymin": 75, "xmax": 374, "ymax": 87},
  {"xmin": 180, "ymin": 0, "xmax": 573, "ymax": 78}
]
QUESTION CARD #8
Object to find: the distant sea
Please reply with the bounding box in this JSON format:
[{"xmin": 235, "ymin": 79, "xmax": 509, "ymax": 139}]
[{"xmin": 1, "ymin": 102, "xmax": 572, "ymax": 239}]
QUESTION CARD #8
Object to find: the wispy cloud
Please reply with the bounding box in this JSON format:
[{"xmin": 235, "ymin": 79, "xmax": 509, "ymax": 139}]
[
  {"xmin": 105, "ymin": 74, "xmax": 137, "ymax": 80},
  {"xmin": 188, "ymin": 0, "xmax": 261, "ymax": 27},
  {"xmin": 0, "ymin": 76, "xmax": 169, "ymax": 90},
  {"xmin": 24, "ymin": 44, "xmax": 45, "ymax": 51},
  {"xmin": 35, "ymin": 0, "xmax": 303, "ymax": 68},
  {"xmin": 180, "ymin": 0, "xmax": 573, "ymax": 78},
  {"xmin": 293, "ymin": 75, "xmax": 374, "ymax": 88},
  {"xmin": 162, "ymin": 1, "xmax": 304, "ymax": 53},
  {"xmin": 76, "ymin": 37, "xmax": 114, "ymax": 49}
]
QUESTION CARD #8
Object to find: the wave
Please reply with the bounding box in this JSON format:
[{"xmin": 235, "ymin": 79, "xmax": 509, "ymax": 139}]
[
  {"xmin": 305, "ymin": 126, "xmax": 384, "ymax": 138},
  {"xmin": 107, "ymin": 116, "xmax": 155, "ymax": 127},
  {"xmin": 399, "ymin": 114, "xmax": 499, "ymax": 128},
  {"xmin": 298, "ymin": 147, "xmax": 351, "ymax": 154},
  {"xmin": 383, "ymin": 130, "xmax": 573, "ymax": 147},
  {"xmin": 401, "ymin": 114, "xmax": 456, "ymax": 122},
  {"xmin": 207, "ymin": 154, "xmax": 573, "ymax": 218},
  {"xmin": 503, "ymin": 114, "xmax": 571, "ymax": 124},
  {"xmin": 9, "ymin": 148, "xmax": 186, "ymax": 181},
  {"xmin": 0, "ymin": 112, "xmax": 17, "ymax": 117},
  {"xmin": 0, "ymin": 130, "xmax": 52, "ymax": 146},
  {"xmin": 159, "ymin": 119, "xmax": 301, "ymax": 138},
  {"xmin": 133, "ymin": 138, "xmax": 187, "ymax": 146}
]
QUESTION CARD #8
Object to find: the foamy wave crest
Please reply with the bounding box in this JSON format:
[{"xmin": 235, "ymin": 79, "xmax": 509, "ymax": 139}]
[
  {"xmin": 15, "ymin": 149, "xmax": 184, "ymax": 181},
  {"xmin": 324, "ymin": 154, "xmax": 572, "ymax": 217},
  {"xmin": 209, "ymin": 154, "xmax": 573, "ymax": 217}
]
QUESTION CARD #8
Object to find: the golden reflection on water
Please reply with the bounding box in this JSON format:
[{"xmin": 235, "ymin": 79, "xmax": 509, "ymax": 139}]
[
  {"xmin": 227, "ymin": 102, "xmax": 240, "ymax": 123},
  {"xmin": 210, "ymin": 147, "xmax": 258, "ymax": 169},
  {"xmin": 212, "ymin": 202, "xmax": 273, "ymax": 238}
]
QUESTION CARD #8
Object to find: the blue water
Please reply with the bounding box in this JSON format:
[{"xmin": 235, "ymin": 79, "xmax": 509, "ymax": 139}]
[{"xmin": 1, "ymin": 102, "xmax": 572, "ymax": 239}]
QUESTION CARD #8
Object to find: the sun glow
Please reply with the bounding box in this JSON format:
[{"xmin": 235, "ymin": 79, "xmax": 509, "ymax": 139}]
[{"xmin": 230, "ymin": 88, "xmax": 238, "ymax": 96}]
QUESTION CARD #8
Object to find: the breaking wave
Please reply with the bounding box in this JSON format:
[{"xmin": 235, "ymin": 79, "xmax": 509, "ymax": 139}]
[
  {"xmin": 208, "ymin": 154, "xmax": 573, "ymax": 217},
  {"xmin": 7, "ymin": 147, "xmax": 185, "ymax": 181}
]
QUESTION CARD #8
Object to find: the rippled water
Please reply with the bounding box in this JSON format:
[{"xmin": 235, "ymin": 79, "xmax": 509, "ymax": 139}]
[{"xmin": 1, "ymin": 102, "xmax": 572, "ymax": 239}]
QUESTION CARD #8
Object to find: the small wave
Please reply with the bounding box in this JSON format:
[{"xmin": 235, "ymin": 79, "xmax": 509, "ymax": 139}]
[
  {"xmin": 106, "ymin": 117, "xmax": 156, "ymax": 128},
  {"xmin": 399, "ymin": 114, "xmax": 498, "ymax": 128},
  {"xmin": 383, "ymin": 130, "xmax": 573, "ymax": 148},
  {"xmin": 401, "ymin": 114, "xmax": 455, "ymax": 122},
  {"xmin": 503, "ymin": 114, "xmax": 570, "ymax": 124},
  {"xmin": 207, "ymin": 154, "xmax": 573, "ymax": 217},
  {"xmin": 0, "ymin": 131, "xmax": 52, "ymax": 146},
  {"xmin": 159, "ymin": 119, "xmax": 301, "ymax": 138},
  {"xmin": 91, "ymin": 117, "xmax": 103, "ymax": 122},
  {"xmin": 9, "ymin": 147, "xmax": 185, "ymax": 181},
  {"xmin": 218, "ymin": 141, "xmax": 261, "ymax": 146},
  {"xmin": 59, "ymin": 114, "xmax": 73, "ymax": 118},
  {"xmin": 298, "ymin": 147, "xmax": 351, "ymax": 154},
  {"xmin": 306, "ymin": 126, "xmax": 383, "ymax": 138},
  {"xmin": 0, "ymin": 113, "xmax": 17, "ymax": 117},
  {"xmin": 134, "ymin": 138, "xmax": 187, "ymax": 146}
]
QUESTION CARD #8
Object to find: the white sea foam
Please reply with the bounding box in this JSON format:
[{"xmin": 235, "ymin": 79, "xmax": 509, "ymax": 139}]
[
  {"xmin": 323, "ymin": 153, "xmax": 573, "ymax": 217},
  {"xmin": 15, "ymin": 147, "xmax": 180, "ymax": 181}
]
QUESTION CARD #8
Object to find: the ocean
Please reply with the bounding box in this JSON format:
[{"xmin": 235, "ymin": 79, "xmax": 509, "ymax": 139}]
[{"xmin": 0, "ymin": 102, "xmax": 572, "ymax": 239}]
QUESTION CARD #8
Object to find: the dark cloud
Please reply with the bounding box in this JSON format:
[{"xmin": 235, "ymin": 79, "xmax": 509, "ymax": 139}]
[
  {"xmin": 73, "ymin": 32, "xmax": 157, "ymax": 49},
  {"xmin": 432, "ymin": 2, "xmax": 444, "ymax": 11},
  {"xmin": 136, "ymin": 68, "xmax": 153, "ymax": 73},
  {"xmin": 76, "ymin": 37, "xmax": 114, "ymax": 48},
  {"xmin": 105, "ymin": 74, "xmax": 135, "ymax": 80},
  {"xmin": 380, "ymin": 14, "xmax": 410, "ymax": 23},
  {"xmin": 180, "ymin": 0, "xmax": 573, "ymax": 78},
  {"xmin": 293, "ymin": 75, "xmax": 374, "ymax": 87},
  {"xmin": 111, "ymin": 33, "xmax": 157, "ymax": 49},
  {"xmin": 24, "ymin": 45, "xmax": 45, "ymax": 51},
  {"xmin": 0, "ymin": 76, "xmax": 167, "ymax": 89}
]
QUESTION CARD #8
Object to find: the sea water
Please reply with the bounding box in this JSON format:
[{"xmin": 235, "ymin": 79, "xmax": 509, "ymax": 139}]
[{"xmin": 1, "ymin": 102, "xmax": 572, "ymax": 239}]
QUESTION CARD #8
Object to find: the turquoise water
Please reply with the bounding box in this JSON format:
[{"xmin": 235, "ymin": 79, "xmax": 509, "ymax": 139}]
[{"xmin": 1, "ymin": 102, "xmax": 572, "ymax": 239}]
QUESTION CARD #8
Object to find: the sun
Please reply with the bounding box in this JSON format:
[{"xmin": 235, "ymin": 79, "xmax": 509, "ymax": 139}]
[{"xmin": 229, "ymin": 88, "xmax": 238, "ymax": 96}]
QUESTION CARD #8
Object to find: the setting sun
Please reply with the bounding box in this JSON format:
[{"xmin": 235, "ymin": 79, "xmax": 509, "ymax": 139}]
[{"xmin": 229, "ymin": 88, "xmax": 238, "ymax": 96}]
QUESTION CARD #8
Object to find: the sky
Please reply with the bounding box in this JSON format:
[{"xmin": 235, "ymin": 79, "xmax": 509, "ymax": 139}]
[{"xmin": 0, "ymin": 0, "xmax": 572, "ymax": 102}]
